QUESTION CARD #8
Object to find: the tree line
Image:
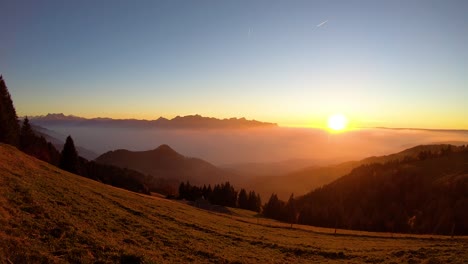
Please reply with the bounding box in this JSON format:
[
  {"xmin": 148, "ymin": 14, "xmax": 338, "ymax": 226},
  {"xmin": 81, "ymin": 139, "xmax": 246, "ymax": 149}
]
[{"xmin": 178, "ymin": 181, "xmax": 262, "ymax": 212}]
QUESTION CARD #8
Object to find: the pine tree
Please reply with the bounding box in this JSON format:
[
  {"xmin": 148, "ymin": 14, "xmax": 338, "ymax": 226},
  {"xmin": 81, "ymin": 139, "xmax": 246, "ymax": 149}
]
[
  {"xmin": 178, "ymin": 182, "xmax": 186, "ymax": 199},
  {"xmin": 247, "ymin": 191, "xmax": 262, "ymax": 212},
  {"xmin": 285, "ymin": 193, "xmax": 297, "ymax": 226},
  {"xmin": 0, "ymin": 75, "xmax": 20, "ymax": 146},
  {"xmin": 59, "ymin": 135, "xmax": 79, "ymax": 173},
  {"xmin": 206, "ymin": 184, "xmax": 213, "ymax": 201},
  {"xmin": 263, "ymin": 193, "xmax": 284, "ymax": 220},
  {"xmin": 20, "ymin": 117, "xmax": 35, "ymax": 150},
  {"xmin": 238, "ymin": 189, "xmax": 248, "ymax": 209},
  {"xmin": 256, "ymin": 193, "xmax": 262, "ymax": 213}
]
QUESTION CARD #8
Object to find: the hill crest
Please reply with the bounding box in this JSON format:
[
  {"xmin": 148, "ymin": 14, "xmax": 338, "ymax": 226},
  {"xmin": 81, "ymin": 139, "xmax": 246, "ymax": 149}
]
[{"xmin": 95, "ymin": 145, "xmax": 232, "ymax": 185}]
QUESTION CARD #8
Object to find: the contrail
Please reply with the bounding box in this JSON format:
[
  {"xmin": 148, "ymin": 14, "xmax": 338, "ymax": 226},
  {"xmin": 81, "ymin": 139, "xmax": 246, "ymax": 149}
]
[{"xmin": 316, "ymin": 20, "xmax": 328, "ymax": 28}]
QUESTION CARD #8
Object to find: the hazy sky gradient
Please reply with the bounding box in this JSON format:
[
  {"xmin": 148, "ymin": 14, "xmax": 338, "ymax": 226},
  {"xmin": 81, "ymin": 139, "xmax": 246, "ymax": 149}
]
[{"xmin": 1, "ymin": 0, "xmax": 467, "ymax": 128}]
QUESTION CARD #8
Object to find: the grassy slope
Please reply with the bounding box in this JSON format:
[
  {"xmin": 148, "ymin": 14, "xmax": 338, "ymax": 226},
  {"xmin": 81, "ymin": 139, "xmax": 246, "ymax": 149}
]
[{"xmin": 0, "ymin": 144, "xmax": 466, "ymax": 264}]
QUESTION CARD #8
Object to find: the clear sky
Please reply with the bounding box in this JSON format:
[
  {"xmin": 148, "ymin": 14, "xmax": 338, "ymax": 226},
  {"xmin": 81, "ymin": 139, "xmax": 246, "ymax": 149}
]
[{"xmin": 1, "ymin": 0, "xmax": 467, "ymax": 129}]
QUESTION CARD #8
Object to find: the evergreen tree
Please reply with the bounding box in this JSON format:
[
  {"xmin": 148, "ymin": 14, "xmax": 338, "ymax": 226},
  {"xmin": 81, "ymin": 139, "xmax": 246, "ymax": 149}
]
[
  {"xmin": 263, "ymin": 193, "xmax": 285, "ymax": 220},
  {"xmin": 178, "ymin": 182, "xmax": 186, "ymax": 199},
  {"xmin": 256, "ymin": 193, "xmax": 262, "ymax": 213},
  {"xmin": 20, "ymin": 117, "xmax": 35, "ymax": 150},
  {"xmin": 206, "ymin": 184, "xmax": 213, "ymax": 200},
  {"xmin": 247, "ymin": 191, "xmax": 261, "ymax": 212},
  {"xmin": 0, "ymin": 75, "xmax": 20, "ymax": 146},
  {"xmin": 285, "ymin": 193, "xmax": 297, "ymax": 226},
  {"xmin": 224, "ymin": 182, "xmax": 238, "ymax": 207},
  {"xmin": 18, "ymin": 116, "xmax": 60, "ymax": 165},
  {"xmin": 59, "ymin": 135, "xmax": 79, "ymax": 173},
  {"xmin": 238, "ymin": 189, "xmax": 249, "ymax": 209}
]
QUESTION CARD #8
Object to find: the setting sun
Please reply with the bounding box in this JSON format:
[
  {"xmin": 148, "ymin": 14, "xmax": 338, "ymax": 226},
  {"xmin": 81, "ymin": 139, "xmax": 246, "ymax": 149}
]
[{"xmin": 327, "ymin": 114, "xmax": 348, "ymax": 131}]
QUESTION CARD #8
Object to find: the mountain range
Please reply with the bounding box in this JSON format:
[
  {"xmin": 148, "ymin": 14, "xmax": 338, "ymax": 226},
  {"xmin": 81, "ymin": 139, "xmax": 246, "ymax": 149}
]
[{"xmin": 29, "ymin": 113, "xmax": 277, "ymax": 129}]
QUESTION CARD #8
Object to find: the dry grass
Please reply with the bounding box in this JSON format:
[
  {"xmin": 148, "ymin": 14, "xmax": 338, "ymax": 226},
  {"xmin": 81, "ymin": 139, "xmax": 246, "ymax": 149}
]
[{"xmin": 0, "ymin": 144, "xmax": 466, "ymax": 263}]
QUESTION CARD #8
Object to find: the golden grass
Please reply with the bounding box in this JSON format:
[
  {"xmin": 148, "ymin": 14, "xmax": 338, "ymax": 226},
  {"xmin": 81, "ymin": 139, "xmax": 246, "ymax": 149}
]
[{"xmin": 0, "ymin": 144, "xmax": 466, "ymax": 263}]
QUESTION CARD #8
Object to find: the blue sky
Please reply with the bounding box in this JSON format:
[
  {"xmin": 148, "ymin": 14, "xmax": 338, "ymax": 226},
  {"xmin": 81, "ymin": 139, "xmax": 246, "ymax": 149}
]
[{"xmin": 1, "ymin": 0, "xmax": 467, "ymax": 128}]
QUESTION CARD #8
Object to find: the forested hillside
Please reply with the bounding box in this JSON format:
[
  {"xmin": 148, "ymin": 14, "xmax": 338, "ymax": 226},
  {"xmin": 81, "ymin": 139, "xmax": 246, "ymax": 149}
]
[{"xmin": 294, "ymin": 145, "xmax": 468, "ymax": 235}]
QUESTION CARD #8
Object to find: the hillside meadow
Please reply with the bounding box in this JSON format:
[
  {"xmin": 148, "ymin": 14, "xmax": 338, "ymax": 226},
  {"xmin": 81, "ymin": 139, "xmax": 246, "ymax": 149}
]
[{"xmin": 0, "ymin": 144, "xmax": 466, "ymax": 263}]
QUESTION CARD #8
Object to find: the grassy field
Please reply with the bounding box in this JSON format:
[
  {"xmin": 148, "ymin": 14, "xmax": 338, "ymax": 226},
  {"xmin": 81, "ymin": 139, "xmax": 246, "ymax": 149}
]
[{"xmin": 0, "ymin": 144, "xmax": 466, "ymax": 263}]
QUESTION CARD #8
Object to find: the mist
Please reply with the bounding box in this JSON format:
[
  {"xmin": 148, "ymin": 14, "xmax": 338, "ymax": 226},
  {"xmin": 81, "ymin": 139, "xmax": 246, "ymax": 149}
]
[{"xmin": 40, "ymin": 125, "xmax": 468, "ymax": 165}]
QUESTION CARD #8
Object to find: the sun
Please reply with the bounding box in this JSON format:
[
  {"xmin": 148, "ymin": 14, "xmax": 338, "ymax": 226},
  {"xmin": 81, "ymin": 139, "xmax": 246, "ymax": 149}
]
[{"xmin": 327, "ymin": 114, "xmax": 348, "ymax": 132}]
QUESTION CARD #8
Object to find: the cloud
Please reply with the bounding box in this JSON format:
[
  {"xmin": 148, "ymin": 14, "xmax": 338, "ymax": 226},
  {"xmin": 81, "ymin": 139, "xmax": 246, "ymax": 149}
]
[{"xmin": 316, "ymin": 20, "xmax": 328, "ymax": 28}]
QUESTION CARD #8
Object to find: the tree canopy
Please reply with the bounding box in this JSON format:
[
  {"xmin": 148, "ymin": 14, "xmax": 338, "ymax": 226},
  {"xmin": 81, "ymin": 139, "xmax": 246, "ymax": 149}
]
[
  {"xmin": 0, "ymin": 75, "xmax": 20, "ymax": 146},
  {"xmin": 59, "ymin": 136, "xmax": 79, "ymax": 174}
]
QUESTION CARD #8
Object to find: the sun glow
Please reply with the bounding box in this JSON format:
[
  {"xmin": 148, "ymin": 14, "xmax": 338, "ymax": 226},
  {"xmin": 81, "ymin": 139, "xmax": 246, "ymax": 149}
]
[{"xmin": 327, "ymin": 114, "xmax": 348, "ymax": 132}]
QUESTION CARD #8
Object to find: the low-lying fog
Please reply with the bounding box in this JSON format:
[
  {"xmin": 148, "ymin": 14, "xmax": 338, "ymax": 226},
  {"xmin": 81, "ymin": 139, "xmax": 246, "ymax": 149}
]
[{"xmin": 40, "ymin": 125, "xmax": 468, "ymax": 166}]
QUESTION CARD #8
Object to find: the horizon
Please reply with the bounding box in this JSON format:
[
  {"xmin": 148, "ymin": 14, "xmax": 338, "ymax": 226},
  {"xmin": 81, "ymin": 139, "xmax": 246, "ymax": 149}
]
[
  {"xmin": 22, "ymin": 112, "xmax": 468, "ymax": 132},
  {"xmin": 1, "ymin": 0, "xmax": 468, "ymax": 130}
]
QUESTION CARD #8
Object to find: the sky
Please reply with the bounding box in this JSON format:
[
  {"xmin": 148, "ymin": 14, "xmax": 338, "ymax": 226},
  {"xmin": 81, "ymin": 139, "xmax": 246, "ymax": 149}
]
[{"xmin": 1, "ymin": 0, "xmax": 467, "ymax": 129}]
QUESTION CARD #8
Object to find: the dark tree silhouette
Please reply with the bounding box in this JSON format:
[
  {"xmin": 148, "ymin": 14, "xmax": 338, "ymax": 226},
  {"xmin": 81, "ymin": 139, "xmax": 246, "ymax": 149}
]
[
  {"xmin": 205, "ymin": 184, "xmax": 213, "ymax": 200},
  {"xmin": 18, "ymin": 117, "xmax": 61, "ymax": 165},
  {"xmin": 247, "ymin": 191, "xmax": 261, "ymax": 212},
  {"xmin": 285, "ymin": 193, "xmax": 297, "ymax": 226},
  {"xmin": 0, "ymin": 75, "xmax": 20, "ymax": 146},
  {"xmin": 59, "ymin": 136, "xmax": 79, "ymax": 173},
  {"xmin": 81, "ymin": 160, "xmax": 150, "ymax": 194},
  {"xmin": 238, "ymin": 189, "xmax": 249, "ymax": 209},
  {"xmin": 20, "ymin": 117, "xmax": 35, "ymax": 150},
  {"xmin": 263, "ymin": 193, "xmax": 285, "ymax": 220},
  {"xmin": 177, "ymin": 182, "xmax": 261, "ymax": 212},
  {"xmin": 179, "ymin": 182, "xmax": 186, "ymax": 198}
]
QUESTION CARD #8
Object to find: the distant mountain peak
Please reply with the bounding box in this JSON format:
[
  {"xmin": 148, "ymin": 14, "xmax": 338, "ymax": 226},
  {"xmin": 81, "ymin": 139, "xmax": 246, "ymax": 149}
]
[
  {"xmin": 153, "ymin": 144, "xmax": 178, "ymax": 155},
  {"xmin": 156, "ymin": 117, "xmax": 169, "ymax": 122},
  {"xmin": 48, "ymin": 113, "xmax": 65, "ymax": 117}
]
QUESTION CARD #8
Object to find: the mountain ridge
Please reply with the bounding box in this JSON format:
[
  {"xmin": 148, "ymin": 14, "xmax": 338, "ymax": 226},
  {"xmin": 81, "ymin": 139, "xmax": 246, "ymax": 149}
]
[
  {"xmin": 31, "ymin": 124, "xmax": 99, "ymax": 160},
  {"xmin": 242, "ymin": 144, "xmax": 464, "ymax": 200},
  {"xmin": 95, "ymin": 144, "xmax": 233, "ymax": 186},
  {"xmin": 29, "ymin": 113, "xmax": 277, "ymax": 129},
  {"xmin": 295, "ymin": 145, "xmax": 468, "ymax": 235}
]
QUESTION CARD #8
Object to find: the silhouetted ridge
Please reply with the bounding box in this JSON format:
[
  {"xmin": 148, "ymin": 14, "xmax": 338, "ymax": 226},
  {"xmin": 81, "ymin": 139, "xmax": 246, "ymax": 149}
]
[
  {"xmin": 153, "ymin": 144, "xmax": 180, "ymax": 156},
  {"xmin": 262, "ymin": 144, "xmax": 468, "ymax": 235},
  {"xmin": 42, "ymin": 113, "xmax": 85, "ymax": 121},
  {"xmin": 29, "ymin": 113, "xmax": 277, "ymax": 129},
  {"xmin": 246, "ymin": 144, "xmax": 460, "ymax": 200},
  {"xmin": 95, "ymin": 145, "xmax": 233, "ymax": 187}
]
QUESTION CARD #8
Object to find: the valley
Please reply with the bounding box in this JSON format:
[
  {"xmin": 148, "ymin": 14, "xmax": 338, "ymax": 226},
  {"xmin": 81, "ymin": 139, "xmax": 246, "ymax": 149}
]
[{"xmin": 1, "ymin": 144, "xmax": 466, "ymax": 263}]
